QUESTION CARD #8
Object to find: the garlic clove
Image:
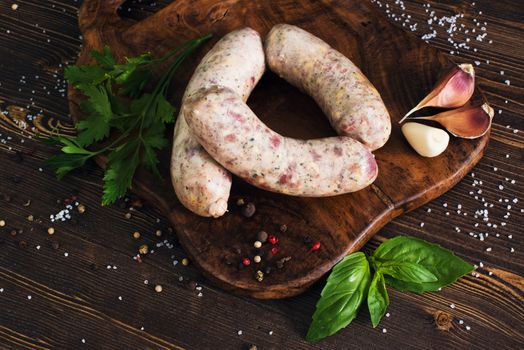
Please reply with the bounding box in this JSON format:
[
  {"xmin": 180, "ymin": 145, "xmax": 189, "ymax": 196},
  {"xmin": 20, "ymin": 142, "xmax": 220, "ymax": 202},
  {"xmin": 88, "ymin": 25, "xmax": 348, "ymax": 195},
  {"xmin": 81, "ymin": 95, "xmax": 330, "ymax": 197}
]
[
  {"xmin": 402, "ymin": 122, "xmax": 450, "ymax": 157},
  {"xmin": 412, "ymin": 103, "xmax": 493, "ymax": 139},
  {"xmin": 400, "ymin": 63, "xmax": 475, "ymax": 123}
]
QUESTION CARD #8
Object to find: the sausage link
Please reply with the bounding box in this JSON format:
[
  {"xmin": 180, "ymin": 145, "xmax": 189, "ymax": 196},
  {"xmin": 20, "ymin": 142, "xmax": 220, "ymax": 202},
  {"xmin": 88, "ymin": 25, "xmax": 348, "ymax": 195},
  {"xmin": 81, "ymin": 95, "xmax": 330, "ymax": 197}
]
[
  {"xmin": 265, "ymin": 24, "xmax": 391, "ymax": 151},
  {"xmin": 171, "ymin": 28, "xmax": 265, "ymax": 217},
  {"xmin": 184, "ymin": 86, "xmax": 378, "ymax": 197}
]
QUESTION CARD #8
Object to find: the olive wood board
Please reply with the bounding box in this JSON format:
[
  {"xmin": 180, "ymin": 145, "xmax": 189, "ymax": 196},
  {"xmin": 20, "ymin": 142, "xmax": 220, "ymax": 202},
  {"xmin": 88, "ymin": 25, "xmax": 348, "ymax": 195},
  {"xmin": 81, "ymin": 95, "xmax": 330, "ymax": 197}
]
[{"xmin": 68, "ymin": 0, "xmax": 489, "ymax": 299}]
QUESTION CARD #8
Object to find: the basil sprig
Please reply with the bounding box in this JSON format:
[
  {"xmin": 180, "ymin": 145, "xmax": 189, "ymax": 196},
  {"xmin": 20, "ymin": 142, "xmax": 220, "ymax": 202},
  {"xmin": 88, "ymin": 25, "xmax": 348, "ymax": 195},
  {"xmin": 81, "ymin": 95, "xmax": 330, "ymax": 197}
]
[{"xmin": 306, "ymin": 236, "xmax": 474, "ymax": 341}]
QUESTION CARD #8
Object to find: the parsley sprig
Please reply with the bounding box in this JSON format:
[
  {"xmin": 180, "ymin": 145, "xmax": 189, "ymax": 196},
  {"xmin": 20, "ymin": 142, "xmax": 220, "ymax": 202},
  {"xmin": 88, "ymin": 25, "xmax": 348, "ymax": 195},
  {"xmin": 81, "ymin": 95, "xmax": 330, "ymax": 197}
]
[{"xmin": 45, "ymin": 34, "xmax": 212, "ymax": 205}]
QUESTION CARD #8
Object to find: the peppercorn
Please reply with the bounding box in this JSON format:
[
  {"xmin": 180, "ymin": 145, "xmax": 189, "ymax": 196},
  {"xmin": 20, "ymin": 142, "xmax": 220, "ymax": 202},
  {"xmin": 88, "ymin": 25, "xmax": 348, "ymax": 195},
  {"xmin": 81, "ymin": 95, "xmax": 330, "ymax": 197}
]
[
  {"xmin": 249, "ymin": 345, "xmax": 258, "ymax": 350},
  {"xmin": 279, "ymin": 224, "xmax": 287, "ymax": 232},
  {"xmin": 311, "ymin": 241, "xmax": 321, "ymax": 251},
  {"xmin": 241, "ymin": 202, "xmax": 256, "ymax": 218},
  {"xmin": 255, "ymin": 270, "xmax": 264, "ymax": 282},
  {"xmin": 19, "ymin": 240, "xmax": 27, "ymax": 249},
  {"xmin": 133, "ymin": 231, "xmax": 140, "ymax": 239},
  {"xmin": 26, "ymin": 215, "xmax": 33, "ymax": 221},
  {"xmin": 268, "ymin": 235, "xmax": 278, "ymax": 245},
  {"xmin": 253, "ymin": 241, "xmax": 262, "ymax": 249},
  {"xmin": 124, "ymin": 212, "xmax": 132, "ymax": 219},
  {"xmin": 236, "ymin": 198, "xmax": 245, "ymax": 206},
  {"xmin": 0, "ymin": 220, "xmax": 5, "ymax": 227},
  {"xmin": 51, "ymin": 241, "xmax": 60, "ymax": 250},
  {"xmin": 155, "ymin": 285, "xmax": 163, "ymax": 293},
  {"xmin": 182, "ymin": 258, "xmax": 190, "ymax": 266},
  {"xmin": 254, "ymin": 255, "xmax": 261, "ymax": 263},
  {"xmin": 271, "ymin": 247, "xmax": 278, "ymax": 255},
  {"xmin": 139, "ymin": 244, "xmax": 149, "ymax": 255},
  {"xmin": 257, "ymin": 231, "xmax": 268, "ymax": 243},
  {"xmin": 242, "ymin": 258, "xmax": 251, "ymax": 266},
  {"xmin": 47, "ymin": 227, "xmax": 55, "ymax": 235},
  {"xmin": 155, "ymin": 229, "xmax": 162, "ymax": 237},
  {"xmin": 10, "ymin": 229, "xmax": 17, "ymax": 237},
  {"xmin": 77, "ymin": 204, "xmax": 86, "ymax": 214}
]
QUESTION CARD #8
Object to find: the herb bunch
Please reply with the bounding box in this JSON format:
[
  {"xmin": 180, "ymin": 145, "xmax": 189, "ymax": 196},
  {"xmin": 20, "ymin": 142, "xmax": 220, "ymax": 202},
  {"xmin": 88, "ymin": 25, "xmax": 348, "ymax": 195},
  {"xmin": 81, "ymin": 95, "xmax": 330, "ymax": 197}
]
[
  {"xmin": 306, "ymin": 236, "xmax": 474, "ymax": 341},
  {"xmin": 46, "ymin": 34, "xmax": 212, "ymax": 205}
]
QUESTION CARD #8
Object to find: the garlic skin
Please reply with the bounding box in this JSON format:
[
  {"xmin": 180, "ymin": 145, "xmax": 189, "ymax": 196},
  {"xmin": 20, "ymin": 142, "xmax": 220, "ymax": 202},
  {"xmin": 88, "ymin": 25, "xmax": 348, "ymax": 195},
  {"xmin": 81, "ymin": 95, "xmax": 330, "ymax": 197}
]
[
  {"xmin": 400, "ymin": 63, "xmax": 475, "ymax": 123},
  {"xmin": 411, "ymin": 103, "xmax": 494, "ymax": 139},
  {"xmin": 402, "ymin": 122, "xmax": 450, "ymax": 157}
]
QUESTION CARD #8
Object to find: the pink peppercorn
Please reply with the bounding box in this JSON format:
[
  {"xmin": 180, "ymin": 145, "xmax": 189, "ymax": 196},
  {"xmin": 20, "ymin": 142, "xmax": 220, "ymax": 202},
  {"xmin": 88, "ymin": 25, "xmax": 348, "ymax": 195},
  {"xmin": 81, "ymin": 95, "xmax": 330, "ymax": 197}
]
[
  {"xmin": 242, "ymin": 258, "xmax": 251, "ymax": 266},
  {"xmin": 268, "ymin": 235, "xmax": 278, "ymax": 245},
  {"xmin": 311, "ymin": 242, "xmax": 321, "ymax": 251},
  {"xmin": 271, "ymin": 247, "xmax": 278, "ymax": 254}
]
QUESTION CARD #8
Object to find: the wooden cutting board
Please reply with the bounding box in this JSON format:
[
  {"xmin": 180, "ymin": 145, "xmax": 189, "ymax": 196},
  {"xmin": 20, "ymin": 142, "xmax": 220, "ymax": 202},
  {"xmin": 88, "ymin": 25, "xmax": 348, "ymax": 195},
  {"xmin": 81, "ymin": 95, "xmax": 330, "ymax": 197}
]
[{"xmin": 68, "ymin": 0, "xmax": 488, "ymax": 299}]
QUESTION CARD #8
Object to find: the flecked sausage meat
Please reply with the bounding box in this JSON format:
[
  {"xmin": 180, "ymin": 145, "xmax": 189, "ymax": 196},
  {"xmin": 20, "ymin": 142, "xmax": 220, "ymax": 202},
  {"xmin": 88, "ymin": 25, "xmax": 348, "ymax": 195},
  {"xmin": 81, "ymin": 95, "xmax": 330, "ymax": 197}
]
[
  {"xmin": 171, "ymin": 28, "xmax": 265, "ymax": 217},
  {"xmin": 265, "ymin": 24, "xmax": 391, "ymax": 151},
  {"xmin": 184, "ymin": 86, "xmax": 378, "ymax": 196}
]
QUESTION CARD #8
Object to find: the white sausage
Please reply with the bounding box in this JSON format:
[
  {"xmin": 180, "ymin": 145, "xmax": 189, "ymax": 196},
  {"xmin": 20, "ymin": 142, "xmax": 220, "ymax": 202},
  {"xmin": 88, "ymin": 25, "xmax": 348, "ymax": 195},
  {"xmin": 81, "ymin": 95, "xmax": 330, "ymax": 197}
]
[
  {"xmin": 171, "ymin": 28, "xmax": 265, "ymax": 217},
  {"xmin": 265, "ymin": 24, "xmax": 391, "ymax": 150},
  {"xmin": 184, "ymin": 86, "xmax": 378, "ymax": 196}
]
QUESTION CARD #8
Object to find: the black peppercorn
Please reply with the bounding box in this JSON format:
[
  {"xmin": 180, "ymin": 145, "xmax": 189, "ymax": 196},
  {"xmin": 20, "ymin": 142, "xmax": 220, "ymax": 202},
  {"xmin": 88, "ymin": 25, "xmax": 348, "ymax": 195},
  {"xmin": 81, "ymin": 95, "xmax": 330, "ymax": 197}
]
[{"xmin": 241, "ymin": 202, "xmax": 256, "ymax": 218}]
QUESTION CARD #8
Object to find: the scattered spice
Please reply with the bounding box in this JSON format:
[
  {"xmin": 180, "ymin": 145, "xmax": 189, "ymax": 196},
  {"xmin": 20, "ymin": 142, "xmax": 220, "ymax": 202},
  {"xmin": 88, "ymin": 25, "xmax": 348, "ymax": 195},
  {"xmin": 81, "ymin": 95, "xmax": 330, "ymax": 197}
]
[
  {"xmin": 22, "ymin": 199, "xmax": 31, "ymax": 207},
  {"xmin": 10, "ymin": 229, "xmax": 17, "ymax": 236},
  {"xmin": 124, "ymin": 212, "xmax": 132, "ymax": 219},
  {"xmin": 47, "ymin": 227, "xmax": 55, "ymax": 235},
  {"xmin": 27, "ymin": 215, "xmax": 34, "ymax": 221},
  {"xmin": 0, "ymin": 220, "xmax": 5, "ymax": 227},
  {"xmin": 257, "ymin": 231, "xmax": 268, "ymax": 243},
  {"xmin": 271, "ymin": 247, "xmax": 278, "ymax": 255},
  {"xmin": 311, "ymin": 241, "xmax": 321, "ymax": 251},
  {"xmin": 249, "ymin": 345, "xmax": 258, "ymax": 350},
  {"xmin": 279, "ymin": 224, "xmax": 287, "ymax": 232},
  {"xmin": 255, "ymin": 270, "xmax": 264, "ymax": 282},
  {"xmin": 155, "ymin": 285, "xmax": 163, "ymax": 293},
  {"xmin": 236, "ymin": 198, "xmax": 245, "ymax": 206},
  {"xmin": 242, "ymin": 258, "xmax": 251, "ymax": 266},
  {"xmin": 181, "ymin": 258, "xmax": 190, "ymax": 266},
  {"xmin": 51, "ymin": 241, "xmax": 60, "ymax": 250},
  {"xmin": 253, "ymin": 240, "xmax": 262, "ymax": 249},
  {"xmin": 139, "ymin": 244, "xmax": 149, "ymax": 255},
  {"xmin": 18, "ymin": 240, "xmax": 27, "ymax": 249},
  {"xmin": 133, "ymin": 231, "xmax": 140, "ymax": 239},
  {"xmin": 11, "ymin": 3, "xmax": 18, "ymax": 11},
  {"xmin": 155, "ymin": 229, "xmax": 162, "ymax": 237},
  {"xmin": 77, "ymin": 204, "xmax": 86, "ymax": 214},
  {"xmin": 268, "ymin": 235, "xmax": 278, "ymax": 245},
  {"xmin": 254, "ymin": 255, "xmax": 261, "ymax": 263},
  {"xmin": 241, "ymin": 202, "xmax": 256, "ymax": 218}
]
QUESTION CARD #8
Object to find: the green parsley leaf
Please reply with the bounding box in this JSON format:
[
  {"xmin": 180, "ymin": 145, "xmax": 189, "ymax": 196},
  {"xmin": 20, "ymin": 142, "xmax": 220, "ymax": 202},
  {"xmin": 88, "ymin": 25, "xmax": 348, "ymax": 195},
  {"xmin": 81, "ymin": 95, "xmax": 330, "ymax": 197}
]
[
  {"xmin": 48, "ymin": 34, "xmax": 212, "ymax": 205},
  {"xmin": 101, "ymin": 140, "xmax": 141, "ymax": 206}
]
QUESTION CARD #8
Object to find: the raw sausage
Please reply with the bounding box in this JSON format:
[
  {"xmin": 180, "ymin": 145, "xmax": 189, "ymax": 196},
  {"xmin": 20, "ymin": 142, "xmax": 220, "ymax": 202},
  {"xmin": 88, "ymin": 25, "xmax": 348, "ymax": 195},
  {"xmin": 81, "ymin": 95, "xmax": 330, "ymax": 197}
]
[
  {"xmin": 184, "ymin": 86, "xmax": 378, "ymax": 196},
  {"xmin": 265, "ymin": 24, "xmax": 391, "ymax": 150},
  {"xmin": 171, "ymin": 28, "xmax": 265, "ymax": 217}
]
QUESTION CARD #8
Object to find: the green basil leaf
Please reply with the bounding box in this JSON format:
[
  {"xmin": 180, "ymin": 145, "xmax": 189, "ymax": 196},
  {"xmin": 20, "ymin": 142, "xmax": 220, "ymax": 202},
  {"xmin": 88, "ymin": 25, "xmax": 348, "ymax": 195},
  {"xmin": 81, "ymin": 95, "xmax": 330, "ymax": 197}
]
[
  {"xmin": 373, "ymin": 236, "xmax": 474, "ymax": 293},
  {"xmin": 367, "ymin": 273, "xmax": 389, "ymax": 328},
  {"xmin": 306, "ymin": 252, "xmax": 371, "ymax": 342},
  {"xmin": 376, "ymin": 261, "xmax": 437, "ymax": 283}
]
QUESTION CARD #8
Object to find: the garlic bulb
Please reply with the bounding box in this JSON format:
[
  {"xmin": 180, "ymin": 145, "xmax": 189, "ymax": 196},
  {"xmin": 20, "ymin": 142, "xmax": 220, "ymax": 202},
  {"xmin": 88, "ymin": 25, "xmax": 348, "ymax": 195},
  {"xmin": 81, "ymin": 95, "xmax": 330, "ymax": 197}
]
[{"xmin": 401, "ymin": 122, "xmax": 450, "ymax": 157}]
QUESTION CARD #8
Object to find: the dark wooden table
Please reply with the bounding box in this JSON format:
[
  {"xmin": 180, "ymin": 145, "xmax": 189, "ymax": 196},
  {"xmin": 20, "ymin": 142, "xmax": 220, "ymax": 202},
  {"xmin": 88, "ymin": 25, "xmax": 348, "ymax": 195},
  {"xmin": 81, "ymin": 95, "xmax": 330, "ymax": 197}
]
[{"xmin": 0, "ymin": 1, "xmax": 522, "ymax": 349}]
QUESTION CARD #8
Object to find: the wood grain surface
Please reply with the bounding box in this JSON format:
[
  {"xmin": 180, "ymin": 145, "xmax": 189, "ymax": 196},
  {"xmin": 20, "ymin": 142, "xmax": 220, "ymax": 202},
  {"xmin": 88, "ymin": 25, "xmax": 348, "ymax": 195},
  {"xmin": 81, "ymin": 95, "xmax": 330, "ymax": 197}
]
[
  {"xmin": 0, "ymin": 0, "xmax": 523, "ymax": 349},
  {"xmin": 70, "ymin": 0, "xmax": 488, "ymax": 299}
]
